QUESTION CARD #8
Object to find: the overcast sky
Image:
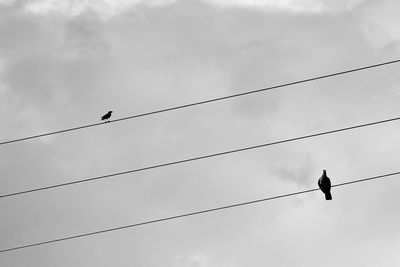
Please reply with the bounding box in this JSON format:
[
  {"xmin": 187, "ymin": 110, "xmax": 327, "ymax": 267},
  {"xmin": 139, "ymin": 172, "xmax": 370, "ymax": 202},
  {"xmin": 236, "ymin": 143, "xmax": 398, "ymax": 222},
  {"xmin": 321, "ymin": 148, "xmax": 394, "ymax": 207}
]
[{"xmin": 1, "ymin": 0, "xmax": 400, "ymax": 266}]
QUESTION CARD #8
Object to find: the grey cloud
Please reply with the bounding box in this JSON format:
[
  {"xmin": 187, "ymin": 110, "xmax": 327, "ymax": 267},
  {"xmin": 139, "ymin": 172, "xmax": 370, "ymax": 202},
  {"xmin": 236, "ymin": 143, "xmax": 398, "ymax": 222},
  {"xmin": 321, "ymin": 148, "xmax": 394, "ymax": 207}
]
[
  {"xmin": 61, "ymin": 12, "xmax": 114, "ymax": 58},
  {"xmin": 1, "ymin": 1, "xmax": 400, "ymax": 267},
  {"xmin": 272, "ymin": 155, "xmax": 315, "ymax": 186}
]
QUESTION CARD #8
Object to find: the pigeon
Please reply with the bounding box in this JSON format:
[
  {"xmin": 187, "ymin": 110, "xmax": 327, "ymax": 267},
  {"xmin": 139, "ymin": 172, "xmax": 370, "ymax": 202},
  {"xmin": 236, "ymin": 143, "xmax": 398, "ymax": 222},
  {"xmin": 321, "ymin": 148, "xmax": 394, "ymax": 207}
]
[
  {"xmin": 318, "ymin": 170, "xmax": 332, "ymax": 200},
  {"xmin": 101, "ymin": 111, "xmax": 113, "ymax": 123}
]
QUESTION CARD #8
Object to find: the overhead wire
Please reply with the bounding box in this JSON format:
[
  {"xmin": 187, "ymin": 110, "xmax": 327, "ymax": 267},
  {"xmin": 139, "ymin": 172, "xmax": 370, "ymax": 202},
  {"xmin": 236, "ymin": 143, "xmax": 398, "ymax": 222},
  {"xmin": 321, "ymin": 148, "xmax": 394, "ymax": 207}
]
[
  {"xmin": 1, "ymin": 116, "xmax": 400, "ymax": 199},
  {"xmin": 1, "ymin": 59, "xmax": 400, "ymax": 147},
  {"xmin": 1, "ymin": 171, "xmax": 399, "ymax": 253}
]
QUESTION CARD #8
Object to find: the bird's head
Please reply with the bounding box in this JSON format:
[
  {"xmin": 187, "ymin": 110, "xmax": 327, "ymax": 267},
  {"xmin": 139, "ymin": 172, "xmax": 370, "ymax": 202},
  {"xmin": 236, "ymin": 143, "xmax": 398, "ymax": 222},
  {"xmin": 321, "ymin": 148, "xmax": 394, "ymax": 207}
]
[
  {"xmin": 109, "ymin": 111, "xmax": 113, "ymax": 114},
  {"xmin": 323, "ymin": 169, "xmax": 326, "ymax": 174}
]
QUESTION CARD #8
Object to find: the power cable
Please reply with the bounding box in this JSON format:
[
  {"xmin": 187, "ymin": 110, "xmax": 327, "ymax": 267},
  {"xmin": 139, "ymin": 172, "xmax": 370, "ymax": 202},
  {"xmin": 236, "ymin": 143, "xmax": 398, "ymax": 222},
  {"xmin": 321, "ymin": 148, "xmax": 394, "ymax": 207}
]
[
  {"xmin": 1, "ymin": 59, "xmax": 399, "ymax": 147},
  {"xmin": 1, "ymin": 116, "xmax": 399, "ymax": 199},
  {"xmin": 1, "ymin": 171, "xmax": 399, "ymax": 253}
]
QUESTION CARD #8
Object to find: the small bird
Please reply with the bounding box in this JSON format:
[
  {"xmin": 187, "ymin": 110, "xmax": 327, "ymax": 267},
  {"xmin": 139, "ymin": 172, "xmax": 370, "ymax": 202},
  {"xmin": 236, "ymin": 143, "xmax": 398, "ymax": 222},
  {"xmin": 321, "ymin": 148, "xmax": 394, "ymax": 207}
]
[
  {"xmin": 101, "ymin": 111, "xmax": 113, "ymax": 123},
  {"xmin": 318, "ymin": 170, "xmax": 332, "ymax": 200}
]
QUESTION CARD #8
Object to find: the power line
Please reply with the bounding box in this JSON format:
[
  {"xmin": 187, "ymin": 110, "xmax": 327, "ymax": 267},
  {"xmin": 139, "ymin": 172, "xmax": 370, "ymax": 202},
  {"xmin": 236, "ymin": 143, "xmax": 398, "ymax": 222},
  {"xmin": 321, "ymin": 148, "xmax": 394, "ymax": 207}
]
[
  {"xmin": 1, "ymin": 59, "xmax": 400, "ymax": 147},
  {"xmin": 1, "ymin": 116, "xmax": 400, "ymax": 199},
  {"xmin": 1, "ymin": 171, "xmax": 399, "ymax": 254}
]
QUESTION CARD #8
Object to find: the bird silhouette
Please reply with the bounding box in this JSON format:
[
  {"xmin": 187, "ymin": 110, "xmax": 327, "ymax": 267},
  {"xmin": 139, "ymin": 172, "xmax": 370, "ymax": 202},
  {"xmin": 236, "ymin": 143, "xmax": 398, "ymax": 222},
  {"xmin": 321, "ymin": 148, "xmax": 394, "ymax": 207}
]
[
  {"xmin": 101, "ymin": 111, "xmax": 113, "ymax": 123},
  {"xmin": 318, "ymin": 170, "xmax": 332, "ymax": 200}
]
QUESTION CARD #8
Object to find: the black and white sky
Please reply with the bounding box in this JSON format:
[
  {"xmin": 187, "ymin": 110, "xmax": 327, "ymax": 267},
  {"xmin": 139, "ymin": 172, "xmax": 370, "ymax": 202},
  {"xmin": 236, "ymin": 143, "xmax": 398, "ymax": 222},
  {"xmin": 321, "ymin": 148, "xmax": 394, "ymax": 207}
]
[{"xmin": 1, "ymin": 0, "xmax": 400, "ymax": 266}]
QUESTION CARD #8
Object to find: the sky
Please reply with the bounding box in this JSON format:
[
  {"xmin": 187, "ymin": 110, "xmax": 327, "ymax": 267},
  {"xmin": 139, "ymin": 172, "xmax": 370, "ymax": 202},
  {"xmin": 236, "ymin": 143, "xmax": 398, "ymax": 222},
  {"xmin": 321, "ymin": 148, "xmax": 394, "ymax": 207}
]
[{"xmin": 1, "ymin": 0, "xmax": 400, "ymax": 266}]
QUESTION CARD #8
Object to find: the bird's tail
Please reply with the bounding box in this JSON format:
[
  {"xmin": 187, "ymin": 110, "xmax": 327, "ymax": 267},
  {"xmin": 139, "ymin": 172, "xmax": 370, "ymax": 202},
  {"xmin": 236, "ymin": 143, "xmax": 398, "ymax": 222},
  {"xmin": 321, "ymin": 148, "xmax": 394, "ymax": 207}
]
[{"xmin": 325, "ymin": 192, "xmax": 332, "ymax": 200}]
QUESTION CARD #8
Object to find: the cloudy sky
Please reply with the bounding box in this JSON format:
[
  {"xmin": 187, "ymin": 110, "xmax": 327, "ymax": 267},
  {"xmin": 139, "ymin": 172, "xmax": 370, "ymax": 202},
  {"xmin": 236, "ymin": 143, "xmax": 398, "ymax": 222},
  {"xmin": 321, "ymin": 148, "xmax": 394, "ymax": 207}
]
[{"xmin": 1, "ymin": 0, "xmax": 400, "ymax": 266}]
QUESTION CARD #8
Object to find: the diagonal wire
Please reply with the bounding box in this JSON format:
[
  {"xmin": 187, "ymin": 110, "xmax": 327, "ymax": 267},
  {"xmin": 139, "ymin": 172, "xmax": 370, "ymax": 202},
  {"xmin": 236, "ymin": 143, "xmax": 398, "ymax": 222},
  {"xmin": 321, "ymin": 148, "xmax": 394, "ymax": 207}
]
[
  {"xmin": 1, "ymin": 59, "xmax": 400, "ymax": 147},
  {"xmin": 1, "ymin": 171, "xmax": 399, "ymax": 254},
  {"xmin": 1, "ymin": 116, "xmax": 400, "ymax": 199}
]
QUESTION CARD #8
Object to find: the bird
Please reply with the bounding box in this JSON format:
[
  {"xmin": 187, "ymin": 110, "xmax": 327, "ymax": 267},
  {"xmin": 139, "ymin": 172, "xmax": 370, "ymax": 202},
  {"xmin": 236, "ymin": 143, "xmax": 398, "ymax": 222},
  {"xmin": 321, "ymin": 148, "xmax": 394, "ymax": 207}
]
[
  {"xmin": 318, "ymin": 170, "xmax": 332, "ymax": 200},
  {"xmin": 101, "ymin": 111, "xmax": 113, "ymax": 123}
]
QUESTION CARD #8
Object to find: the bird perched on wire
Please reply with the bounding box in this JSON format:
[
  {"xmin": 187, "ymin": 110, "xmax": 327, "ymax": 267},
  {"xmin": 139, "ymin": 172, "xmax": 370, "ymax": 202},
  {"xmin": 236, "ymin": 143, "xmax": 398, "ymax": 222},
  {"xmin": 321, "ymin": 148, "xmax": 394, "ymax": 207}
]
[
  {"xmin": 101, "ymin": 111, "xmax": 113, "ymax": 123},
  {"xmin": 318, "ymin": 170, "xmax": 332, "ymax": 200}
]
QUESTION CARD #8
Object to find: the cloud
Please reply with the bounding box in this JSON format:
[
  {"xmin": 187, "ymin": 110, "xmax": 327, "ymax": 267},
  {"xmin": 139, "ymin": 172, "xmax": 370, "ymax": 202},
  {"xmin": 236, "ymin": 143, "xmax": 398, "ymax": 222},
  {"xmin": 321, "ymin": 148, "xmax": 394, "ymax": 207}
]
[
  {"xmin": 23, "ymin": 0, "xmax": 177, "ymax": 18},
  {"xmin": 61, "ymin": 12, "xmax": 114, "ymax": 59},
  {"xmin": 17, "ymin": 0, "xmax": 369, "ymax": 17},
  {"xmin": 174, "ymin": 253, "xmax": 219, "ymax": 267},
  {"xmin": 0, "ymin": 0, "xmax": 15, "ymax": 5},
  {"xmin": 356, "ymin": 0, "xmax": 400, "ymax": 48},
  {"xmin": 272, "ymin": 155, "xmax": 315, "ymax": 186},
  {"xmin": 1, "ymin": 1, "xmax": 400, "ymax": 266},
  {"xmin": 202, "ymin": 0, "xmax": 366, "ymax": 13}
]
